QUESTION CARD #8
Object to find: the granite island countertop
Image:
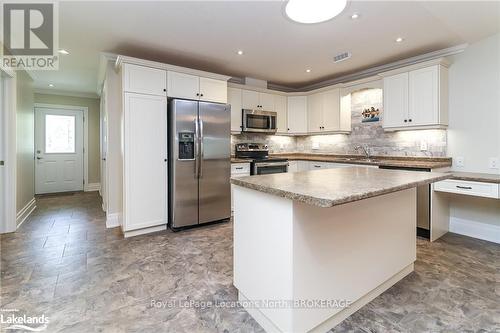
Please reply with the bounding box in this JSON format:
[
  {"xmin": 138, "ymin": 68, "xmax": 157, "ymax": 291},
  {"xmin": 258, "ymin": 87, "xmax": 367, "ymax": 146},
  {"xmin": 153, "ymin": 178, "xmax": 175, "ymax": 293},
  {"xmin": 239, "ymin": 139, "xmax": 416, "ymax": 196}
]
[
  {"xmin": 271, "ymin": 153, "xmax": 452, "ymax": 169},
  {"xmin": 231, "ymin": 167, "xmax": 451, "ymax": 208}
]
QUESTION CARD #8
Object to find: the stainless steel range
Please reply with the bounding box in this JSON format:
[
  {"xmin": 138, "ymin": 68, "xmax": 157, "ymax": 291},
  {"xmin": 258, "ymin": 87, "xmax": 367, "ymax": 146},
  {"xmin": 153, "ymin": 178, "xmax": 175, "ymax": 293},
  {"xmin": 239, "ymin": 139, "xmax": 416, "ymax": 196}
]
[{"xmin": 235, "ymin": 143, "xmax": 289, "ymax": 175}]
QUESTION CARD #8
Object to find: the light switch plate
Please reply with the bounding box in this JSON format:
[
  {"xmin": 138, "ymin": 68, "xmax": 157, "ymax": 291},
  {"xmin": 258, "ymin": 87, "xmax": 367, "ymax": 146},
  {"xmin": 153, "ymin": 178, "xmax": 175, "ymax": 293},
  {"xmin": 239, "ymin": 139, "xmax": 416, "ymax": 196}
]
[
  {"xmin": 420, "ymin": 140, "xmax": 428, "ymax": 151},
  {"xmin": 455, "ymin": 156, "xmax": 465, "ymax": 168},
  {"xmin": 489, "ymin": 157, "xmax": 499, "ymax": 169}
]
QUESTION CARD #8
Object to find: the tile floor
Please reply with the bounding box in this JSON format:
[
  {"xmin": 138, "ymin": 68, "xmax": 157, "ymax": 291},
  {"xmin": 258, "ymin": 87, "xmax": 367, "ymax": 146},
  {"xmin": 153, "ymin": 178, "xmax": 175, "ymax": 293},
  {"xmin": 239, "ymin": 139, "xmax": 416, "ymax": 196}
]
[{"xmin": 1, "ymin": 191, "xmax": 499, "ymax": 332}]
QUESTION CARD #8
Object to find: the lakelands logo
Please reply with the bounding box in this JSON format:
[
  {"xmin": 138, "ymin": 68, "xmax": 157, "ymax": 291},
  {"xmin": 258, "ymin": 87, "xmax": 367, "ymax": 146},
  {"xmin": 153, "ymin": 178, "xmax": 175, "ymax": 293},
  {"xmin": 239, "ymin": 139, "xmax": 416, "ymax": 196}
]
[
  {"xmin": 1, "ymin": 1, "xmax": 59, "ymax": 70},
  {"xmin": 0, "ymin": 309, "xmax": 49, "ymax": 331}
]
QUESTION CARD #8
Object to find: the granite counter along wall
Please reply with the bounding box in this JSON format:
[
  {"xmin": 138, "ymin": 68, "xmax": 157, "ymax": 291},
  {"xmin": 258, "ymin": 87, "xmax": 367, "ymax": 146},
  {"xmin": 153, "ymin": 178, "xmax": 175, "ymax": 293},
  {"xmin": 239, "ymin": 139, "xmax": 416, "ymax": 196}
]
[{"xmin": 231, "ymin": 88, "xmax": 448, "ymax": 157}]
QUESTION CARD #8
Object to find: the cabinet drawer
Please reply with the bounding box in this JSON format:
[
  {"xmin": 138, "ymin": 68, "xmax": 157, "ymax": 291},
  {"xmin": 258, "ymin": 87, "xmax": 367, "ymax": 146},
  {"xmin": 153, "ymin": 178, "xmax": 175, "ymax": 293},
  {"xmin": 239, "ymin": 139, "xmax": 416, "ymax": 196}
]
[
  {"xmin": 434, "ymin": 179, "xmax": 499, "ymax": 199},
  {"xmin": 231, "ymin": 163, "xmax": 250, "ymax": 175}
]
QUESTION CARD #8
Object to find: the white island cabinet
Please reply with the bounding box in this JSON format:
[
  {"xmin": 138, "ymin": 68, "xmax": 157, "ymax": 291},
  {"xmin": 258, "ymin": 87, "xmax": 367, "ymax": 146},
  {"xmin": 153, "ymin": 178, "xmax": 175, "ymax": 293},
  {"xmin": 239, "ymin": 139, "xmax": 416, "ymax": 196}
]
[{"xmin": 232, "ymin": 167, "xmax": 449, "ymax": 332}]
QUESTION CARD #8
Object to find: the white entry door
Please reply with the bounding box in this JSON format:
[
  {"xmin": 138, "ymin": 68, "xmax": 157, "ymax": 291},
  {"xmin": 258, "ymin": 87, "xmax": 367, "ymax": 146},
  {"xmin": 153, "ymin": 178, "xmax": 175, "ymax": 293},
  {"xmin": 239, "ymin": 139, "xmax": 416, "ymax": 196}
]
[{"xmin": 35, "ymin": 107, "xmax": 84, "ymax": 194}]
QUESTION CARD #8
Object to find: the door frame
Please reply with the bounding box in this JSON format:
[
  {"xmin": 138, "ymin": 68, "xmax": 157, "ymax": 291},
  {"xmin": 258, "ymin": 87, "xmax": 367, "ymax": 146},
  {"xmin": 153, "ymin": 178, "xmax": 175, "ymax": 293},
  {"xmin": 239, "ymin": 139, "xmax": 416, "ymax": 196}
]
[
  {"xmin": 34, "ymin": 103, "xmax": 89, "ymax": 191},
  {"xmin": 0, "ymin": 65, "xmax": 17, "ymax": 233}
]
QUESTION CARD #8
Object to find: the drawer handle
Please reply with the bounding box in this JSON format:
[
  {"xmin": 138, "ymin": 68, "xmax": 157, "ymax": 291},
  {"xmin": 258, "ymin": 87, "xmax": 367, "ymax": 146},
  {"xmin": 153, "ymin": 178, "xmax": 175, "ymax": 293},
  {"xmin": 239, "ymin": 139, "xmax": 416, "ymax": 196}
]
[
  {"xmin": 314, "ymin": 165, "xmax": 321, "ymax": 168},
  {"xmin": 235, "ymin": 167, "xmax": 243, "ymax": 170},
  {"xmin": 456, "ymin": 185, "xmax": 472, "ymax": 190}
]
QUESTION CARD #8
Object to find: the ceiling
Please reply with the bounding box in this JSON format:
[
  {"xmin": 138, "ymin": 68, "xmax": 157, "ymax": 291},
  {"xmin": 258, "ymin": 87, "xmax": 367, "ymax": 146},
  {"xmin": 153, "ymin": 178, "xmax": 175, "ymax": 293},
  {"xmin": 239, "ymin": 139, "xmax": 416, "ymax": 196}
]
[{"xmin": 31, "ymin": 1, "xmax": 500, "ymax": 95}]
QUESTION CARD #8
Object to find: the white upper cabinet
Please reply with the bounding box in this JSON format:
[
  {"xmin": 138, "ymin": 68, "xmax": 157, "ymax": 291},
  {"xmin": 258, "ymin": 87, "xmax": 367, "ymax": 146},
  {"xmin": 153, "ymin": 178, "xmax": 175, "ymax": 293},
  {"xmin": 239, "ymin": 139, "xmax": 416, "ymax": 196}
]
[
  {"xmin": 241, "ymin": 89, "xmax": 275, "ymax": 111},
  {"xmin": 228, "ymin": 87, "xmax": 243, "ymax": 132},
  {"xmin": 167, "ymin": 71, "xmax": 199, "ymax": 100},
  {"xmin": 242, "ymin": 90, "xmax": 260, "ymax": 109},
  {"xmin": 383, "ymin": 72, "xmax": 409, "ymax": 128},
  {"xmin": 287, "ymin": 96, "xmax": 308, "ymax": 134},
  {"xmin": 199, "ymin": 77, "xmax": 228, "ymax": 103},
  {"xmin": 307, "ymin": 93, "xmax": 323, "ymax": 132},
  {"xmin": 306, "ymin": 88, "xmax": 345, "ymax": 133},
  {"xmin": 259, "ymin": 93, "xmax": 275, "ymax": 111},
  {"xmin": 383, "ymin": 64, "xmax": 448, "ymax": 130},
  {"xmin": 322, "ymin": 89, "xmax": 341, "ymax": 131},
  {"xmin": 167, "ymin": 71, "xmax": 227, "ymax": 103},
  {"xmin": 274, "ymin": 94, "xmax": 288, "ymax": 134},
  {"xmin": 409, "ymin": 66, "xmax": 438, "ymax": 125},
  {"xmin": 123, "ymin": 64, "xmax": 166, "ymax": 96}
]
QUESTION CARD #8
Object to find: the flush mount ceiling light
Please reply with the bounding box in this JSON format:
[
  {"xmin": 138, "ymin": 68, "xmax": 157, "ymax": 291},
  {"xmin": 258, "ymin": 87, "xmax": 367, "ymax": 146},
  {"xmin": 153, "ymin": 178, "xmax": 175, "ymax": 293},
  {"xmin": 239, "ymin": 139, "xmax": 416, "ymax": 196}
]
[
  {"xmin": 237, "ymin": 50, "xmax": 244, "ymax": 55},
  {"xmin": 285, "ymin": 0, "xmax": 348, "ymax": 24},
  {"xmin": 306, "ymin": 69, "xmax": 311, "ymax": 73},
  {"xmin": 48, "ymin": 83, "xmax": 54, "ymax": 87},
  {"xmin": 58, "ymin": 49, "xmax": 69, "ymax": 55},
  {"xmin": 351, "ymin": 13, "xmax": 359, "ymax": 19},
  {"xmin": 395, "ymin": 37, "xmax": 404, "ymax": 43}
]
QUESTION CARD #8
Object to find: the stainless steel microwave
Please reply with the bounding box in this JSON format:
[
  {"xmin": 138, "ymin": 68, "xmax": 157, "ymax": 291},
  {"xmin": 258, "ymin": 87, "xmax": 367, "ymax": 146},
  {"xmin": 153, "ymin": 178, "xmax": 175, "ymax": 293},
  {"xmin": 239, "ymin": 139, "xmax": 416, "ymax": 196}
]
[{"xmin": 242, "ymin": 109, "xmax": 277, "ymax": 134}]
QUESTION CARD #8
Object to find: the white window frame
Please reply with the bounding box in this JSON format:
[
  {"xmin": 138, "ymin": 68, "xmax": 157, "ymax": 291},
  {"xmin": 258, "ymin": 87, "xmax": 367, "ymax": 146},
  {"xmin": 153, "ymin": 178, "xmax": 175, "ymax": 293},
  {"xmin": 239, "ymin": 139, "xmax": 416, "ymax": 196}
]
[{"xmin": 34, "ymin": 103, "xmax": 89, "ymax": 190}]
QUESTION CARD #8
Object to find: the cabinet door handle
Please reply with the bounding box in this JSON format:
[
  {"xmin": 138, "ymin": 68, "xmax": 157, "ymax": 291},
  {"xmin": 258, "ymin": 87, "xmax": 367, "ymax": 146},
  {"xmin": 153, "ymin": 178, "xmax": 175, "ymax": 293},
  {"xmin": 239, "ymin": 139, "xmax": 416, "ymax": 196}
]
[
  {"xmin": 404, "ymin": 119, "xmax": 408, "ymax": 123},
  {"xmin": 456, "ymin": 185, "xmax": 472, "ymax": 190},
  {"xmin": 235, "ymin": 167, "xmax": 243, "ymax": 170},
  {"xmin": 314, "ymin": 165, "xmax": 321, "ymax": 168},
  {"xmin": 408, "ymin": 119, "xmax": 412, "ymax": 122},
  {"xmin": 196, "ymin": 93, "xmax": 200, "ymax": 96},
  {"xmin": 163, "ymin": 88, "xmax": 166, "ymax": 92},
  {"xmin": 200, "ymin": 93, "xmax": 204, "ymax": 97}
]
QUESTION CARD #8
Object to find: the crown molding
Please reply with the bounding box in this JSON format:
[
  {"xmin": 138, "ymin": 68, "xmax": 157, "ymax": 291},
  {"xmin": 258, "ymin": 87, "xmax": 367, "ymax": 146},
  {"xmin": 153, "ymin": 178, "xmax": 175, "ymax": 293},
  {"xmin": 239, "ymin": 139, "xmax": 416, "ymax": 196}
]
[
  {"xmin": 267, "ymin": 43, "xmax": 468, "ymax": 93},
  {"xmin": 97, "ymin": 52, "xmax": 118, "ymax": 96},
  {"xmin": 34, "ymin": 88, "xmax": 99, "ymax": 99}
]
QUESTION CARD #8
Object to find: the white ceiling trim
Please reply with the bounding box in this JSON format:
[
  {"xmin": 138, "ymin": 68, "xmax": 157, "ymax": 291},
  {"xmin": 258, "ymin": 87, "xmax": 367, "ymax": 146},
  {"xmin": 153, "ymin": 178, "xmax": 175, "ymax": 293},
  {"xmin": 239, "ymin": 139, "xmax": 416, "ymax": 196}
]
[
  {"xmin": 34, "ymin": 88, "xmax": 99, "ymax": 99},
  {"xmin": 268, "ymin": 43, "xmax": 468, "ymax": 92}
]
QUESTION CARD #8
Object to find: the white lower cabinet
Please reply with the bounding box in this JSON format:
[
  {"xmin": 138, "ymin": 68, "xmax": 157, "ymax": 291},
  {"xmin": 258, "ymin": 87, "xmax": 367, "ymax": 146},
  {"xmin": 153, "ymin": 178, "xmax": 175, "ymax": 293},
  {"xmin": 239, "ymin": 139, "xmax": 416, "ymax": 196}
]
[
  {"xmin": 231, "ymin": 163, "xmax": 250, "ymax": 210},
  {"xmin": 123, "ymin": 93, "xmax": 168, "ymax": 232}
]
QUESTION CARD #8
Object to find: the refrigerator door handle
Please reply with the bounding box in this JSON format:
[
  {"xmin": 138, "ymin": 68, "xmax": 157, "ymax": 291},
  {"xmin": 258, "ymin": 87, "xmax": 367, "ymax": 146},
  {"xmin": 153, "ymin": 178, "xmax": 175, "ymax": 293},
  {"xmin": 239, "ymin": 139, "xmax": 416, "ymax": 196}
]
[
  {"xmin": 199, "ymin": 118, "xmax": 204, "ymax": 178},
  {"xmin": 194, "ymin": 118, "xmax": 200, "ymax": 178}
]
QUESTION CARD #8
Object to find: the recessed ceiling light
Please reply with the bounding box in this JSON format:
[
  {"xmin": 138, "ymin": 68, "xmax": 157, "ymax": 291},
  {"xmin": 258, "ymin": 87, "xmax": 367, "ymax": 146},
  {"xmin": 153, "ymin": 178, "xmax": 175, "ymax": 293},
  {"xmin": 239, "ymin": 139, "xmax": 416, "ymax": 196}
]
[
  {"xmin": 395, "ymin": 37, "xmax": 404, "ymax": 43},
  {"xmin": 58, "ymin": 49, "xmax": 69, "ymax": 55},
  {"xmin": 285, "ymin": 0, "xmax": 347, "ymax": 24},
  {"xmin": 351, "ymin": 13, "xmax": 359, "ymax": 19},
  {"xmin": 306, "ymin": 69, "xmax": 311, "ymax": 73},
  {"xmin": 48, "ymin": 84, "xmax": 54, "ymax": 87},
  {"xmin": 237, "ymin": 50, "xmax": 244, "ymax": 55}
]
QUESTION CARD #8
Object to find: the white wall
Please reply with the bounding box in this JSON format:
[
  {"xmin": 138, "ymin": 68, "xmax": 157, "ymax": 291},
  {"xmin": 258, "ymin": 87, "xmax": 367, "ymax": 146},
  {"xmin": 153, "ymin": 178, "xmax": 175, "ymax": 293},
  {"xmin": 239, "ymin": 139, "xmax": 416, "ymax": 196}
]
[{"xmin": 447, "ymin": 33, "xmax": 500, "ymax": 232}]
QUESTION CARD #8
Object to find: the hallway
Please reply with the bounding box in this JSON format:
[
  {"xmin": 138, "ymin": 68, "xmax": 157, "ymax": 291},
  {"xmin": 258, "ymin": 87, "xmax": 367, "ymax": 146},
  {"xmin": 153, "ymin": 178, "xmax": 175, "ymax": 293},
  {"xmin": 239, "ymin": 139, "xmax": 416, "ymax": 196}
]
[{"xmin": 1, "ymin": 192, "xmax": 499, "ymax": 332}]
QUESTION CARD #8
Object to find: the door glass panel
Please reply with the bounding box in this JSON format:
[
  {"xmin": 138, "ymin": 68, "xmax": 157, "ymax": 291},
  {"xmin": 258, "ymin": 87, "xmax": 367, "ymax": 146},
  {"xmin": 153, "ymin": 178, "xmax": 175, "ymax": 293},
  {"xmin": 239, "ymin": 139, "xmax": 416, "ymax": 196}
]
[{"xmin": 45, "ymin": 115, "xmax": 76, "ymax": 153}]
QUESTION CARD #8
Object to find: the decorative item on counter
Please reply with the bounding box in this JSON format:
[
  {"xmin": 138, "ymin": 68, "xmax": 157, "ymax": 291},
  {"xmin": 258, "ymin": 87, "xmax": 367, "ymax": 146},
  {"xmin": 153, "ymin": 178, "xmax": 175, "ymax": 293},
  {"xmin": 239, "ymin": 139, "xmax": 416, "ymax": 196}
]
[{"xmin": 361, "ymin": 107, "xmax": 380, "ymax": 123}]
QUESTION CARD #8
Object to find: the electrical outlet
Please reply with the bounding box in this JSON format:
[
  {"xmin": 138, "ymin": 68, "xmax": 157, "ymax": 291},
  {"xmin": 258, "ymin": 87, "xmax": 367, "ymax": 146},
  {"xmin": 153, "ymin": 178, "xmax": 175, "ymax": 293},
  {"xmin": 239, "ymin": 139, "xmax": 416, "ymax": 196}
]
[
  {"xmin": 420, "ymin": 140, "xmax": 428, "ymax": 151},
  {"xmin": 455, "ymin": 156, "xmax": 465, "ymax": 168},
  {"xmin": 312, "ymin": 142, "xmax": 320, "ymax": 150},
  {"xmin": 489, "ymin": 157, "xmax": 499, "ymax": 169}
]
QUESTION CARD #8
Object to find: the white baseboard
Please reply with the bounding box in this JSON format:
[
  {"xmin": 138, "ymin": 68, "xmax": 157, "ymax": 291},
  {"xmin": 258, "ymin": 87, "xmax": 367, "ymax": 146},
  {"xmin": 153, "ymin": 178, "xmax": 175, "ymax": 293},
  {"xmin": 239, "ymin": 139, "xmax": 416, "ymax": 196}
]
[
  {"xmin": 16, "ymin": 198, "xmax": 36, "ymax": 228},
  {"xmin": 106, "ymin": 213, "xmax": 120, "ymax": 228},
  {"xmin": 84, "ymin": 183, "xmax": 101, "ymax": 192},
  {"xmin": 123, "ymin": 224, "xmax": 167, "ymax": 238},
  {"xmin": 450, "ymin": 217, "xmax": 500, "ymax": 244}
]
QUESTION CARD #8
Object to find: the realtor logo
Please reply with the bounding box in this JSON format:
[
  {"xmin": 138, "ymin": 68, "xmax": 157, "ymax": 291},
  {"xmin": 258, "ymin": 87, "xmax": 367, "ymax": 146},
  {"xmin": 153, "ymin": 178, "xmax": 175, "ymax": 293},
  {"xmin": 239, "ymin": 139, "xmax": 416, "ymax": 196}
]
[{"xmin": 1, "ymin": 2, "xmax": 58, "ymax": 70}]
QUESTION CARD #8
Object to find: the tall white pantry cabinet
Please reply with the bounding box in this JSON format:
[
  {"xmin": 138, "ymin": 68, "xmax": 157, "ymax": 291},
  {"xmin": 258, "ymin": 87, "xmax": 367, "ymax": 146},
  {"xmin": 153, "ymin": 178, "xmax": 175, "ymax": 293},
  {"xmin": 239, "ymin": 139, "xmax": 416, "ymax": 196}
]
[{"xmin": 121, "ymin": 64, "xmax": 168, "ymax": 235}]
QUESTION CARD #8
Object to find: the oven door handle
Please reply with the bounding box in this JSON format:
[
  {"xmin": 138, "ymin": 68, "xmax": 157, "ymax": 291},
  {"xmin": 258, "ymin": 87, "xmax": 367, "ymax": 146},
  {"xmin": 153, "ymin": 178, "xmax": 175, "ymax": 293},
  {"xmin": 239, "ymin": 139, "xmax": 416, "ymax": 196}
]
[{"xmin": 254, "ymin": 162, "xmax": 289, "ymax": 168}]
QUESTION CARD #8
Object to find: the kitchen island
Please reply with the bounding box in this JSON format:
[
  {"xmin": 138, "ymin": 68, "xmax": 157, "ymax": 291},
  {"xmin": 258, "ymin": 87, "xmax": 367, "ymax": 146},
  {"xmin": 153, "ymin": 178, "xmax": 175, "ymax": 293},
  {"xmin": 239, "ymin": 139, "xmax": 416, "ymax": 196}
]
[{"xmin": 231, "ymin": 167, "xmax": 450, "ymax": 333}]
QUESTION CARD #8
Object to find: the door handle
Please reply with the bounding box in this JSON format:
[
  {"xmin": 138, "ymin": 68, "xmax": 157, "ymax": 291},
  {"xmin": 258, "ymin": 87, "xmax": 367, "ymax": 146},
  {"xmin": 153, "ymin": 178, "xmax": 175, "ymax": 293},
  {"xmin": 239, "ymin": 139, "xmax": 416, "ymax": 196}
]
[
  {"xmin": 194, "ymin": 119, "xmax": 200, "ymax": 178},
  {"xmin": 199, "ymin": 118, "xmax": 204, "ymax": 178},
  {"xmin": 36, "ymin": 157, "xmax": 43, "ymax": 160},
  {"xmin": 456, "ymin": 185, "xmax": 472, "ymax": 190}
]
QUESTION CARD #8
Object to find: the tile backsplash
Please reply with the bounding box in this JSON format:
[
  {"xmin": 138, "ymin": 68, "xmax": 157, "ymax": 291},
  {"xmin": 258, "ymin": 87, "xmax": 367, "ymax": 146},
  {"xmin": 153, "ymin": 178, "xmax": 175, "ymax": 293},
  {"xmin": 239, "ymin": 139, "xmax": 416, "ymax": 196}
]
[{"xmin": 231, "ymin": 88, "xmax": 447, "ymax": 157}]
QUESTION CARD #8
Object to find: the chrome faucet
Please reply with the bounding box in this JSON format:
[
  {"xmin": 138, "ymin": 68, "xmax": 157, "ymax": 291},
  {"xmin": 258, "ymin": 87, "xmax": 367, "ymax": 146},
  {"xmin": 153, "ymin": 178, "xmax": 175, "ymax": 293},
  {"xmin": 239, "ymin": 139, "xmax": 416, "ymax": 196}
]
[{"xmin": 354, "ymin": 144, "xmax": 371, "ymax": 159}]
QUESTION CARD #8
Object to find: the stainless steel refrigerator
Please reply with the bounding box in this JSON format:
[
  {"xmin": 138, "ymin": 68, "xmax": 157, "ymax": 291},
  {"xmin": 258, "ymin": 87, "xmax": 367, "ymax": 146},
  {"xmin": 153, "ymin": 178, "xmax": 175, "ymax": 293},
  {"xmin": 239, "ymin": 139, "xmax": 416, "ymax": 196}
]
[{"xmin": 168, "ymin": 99, "xmax": 231, "ymax": 229}]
